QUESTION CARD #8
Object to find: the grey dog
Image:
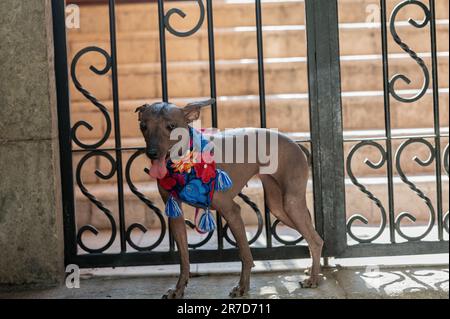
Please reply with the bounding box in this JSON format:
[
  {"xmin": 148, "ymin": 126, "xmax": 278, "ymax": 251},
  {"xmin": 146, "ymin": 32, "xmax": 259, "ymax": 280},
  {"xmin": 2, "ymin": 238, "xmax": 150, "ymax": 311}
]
[{"xmin": 136, "ymin": 99, "xmax": 323, "ymax": 299}]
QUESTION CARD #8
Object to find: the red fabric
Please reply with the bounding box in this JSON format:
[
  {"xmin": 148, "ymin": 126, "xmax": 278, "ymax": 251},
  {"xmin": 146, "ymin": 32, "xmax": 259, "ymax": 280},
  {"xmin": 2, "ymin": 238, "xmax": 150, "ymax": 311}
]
[
  {"xmin": 195, "ymin": 162, "xmax": 216, "ymax": 183},
  {"xmin": 159, "ymin": 176, "xmax": 176, "ymax": 190}
]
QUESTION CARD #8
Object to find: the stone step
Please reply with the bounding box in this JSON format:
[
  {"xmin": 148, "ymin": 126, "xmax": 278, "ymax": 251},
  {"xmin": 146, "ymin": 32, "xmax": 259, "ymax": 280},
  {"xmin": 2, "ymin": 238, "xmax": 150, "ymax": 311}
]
[
  {"xmin": 69, "ymin": 0, "xmax": 449, "ymax": 34},
  {"xmin": 67, "ymin": 21, "xmax": 449, "ymax": 64},
  {"xmin": 70, "ymin": 89, "xmax": 450, "ymax": 140},
  {"xmin": 339, "ymin": 0, "xmax": 449, "ymax": 23},
  {"xmin": 339, "ymin": 20, "xmax": 448, "ymax": 57},
  {"xmin": 72, "ymin": 127, "xmax": 449, "ymax": 187},
  {"xmin": 69, "ymin": 53, "xmax": 449, "ymax": 102},
  {"xmin": 70, "ymin": 1, "xmax": 304, "ymax": 35},
  {"xmin": 74, "ymin": 174, "xmax": 449, "ymax": 230}
]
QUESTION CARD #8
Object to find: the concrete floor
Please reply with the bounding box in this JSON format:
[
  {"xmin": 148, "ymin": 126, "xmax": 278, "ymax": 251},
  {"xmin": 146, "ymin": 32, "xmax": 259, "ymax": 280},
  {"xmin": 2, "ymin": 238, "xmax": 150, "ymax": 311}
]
[{"xmin": 1, "ymin": 256, "xmax": 448, "ymax": 299}]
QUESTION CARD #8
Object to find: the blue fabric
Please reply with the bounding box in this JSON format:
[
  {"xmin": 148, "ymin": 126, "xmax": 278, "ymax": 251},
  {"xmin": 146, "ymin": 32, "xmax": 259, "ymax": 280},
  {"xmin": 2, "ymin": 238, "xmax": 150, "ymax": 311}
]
[
  {"xmin": 198, "ymin": 208, "xmax": 216, "ymax": 233},
  {"xmin": 179, "ymin": 179, "xmax": 210, "ymax": 206},
  {"xmin": 165, "ymin": 196, "xmax": 183, "ymax": 218},
  {"xmin": 215, "ymin": 169, "xmax": 233, "ymax": 191},
  {"xmin": 160, "ymin": 127, "xmax": 233, "ymax": 233}
]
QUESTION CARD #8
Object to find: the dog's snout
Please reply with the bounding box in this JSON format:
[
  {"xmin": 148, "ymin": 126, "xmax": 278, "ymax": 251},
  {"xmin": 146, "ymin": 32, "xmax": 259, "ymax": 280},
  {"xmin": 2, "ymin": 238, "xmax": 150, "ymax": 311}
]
[{"xmin": 146, "ymin": 149, "xmax": 159, "ymax": 160}]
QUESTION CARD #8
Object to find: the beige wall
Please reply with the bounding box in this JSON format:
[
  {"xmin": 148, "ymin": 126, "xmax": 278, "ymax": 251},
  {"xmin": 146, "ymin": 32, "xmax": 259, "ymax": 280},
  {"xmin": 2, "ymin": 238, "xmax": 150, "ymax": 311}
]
[{"xmin": 0, "ymin": 0, "xmax": 64, "ymax": 285}]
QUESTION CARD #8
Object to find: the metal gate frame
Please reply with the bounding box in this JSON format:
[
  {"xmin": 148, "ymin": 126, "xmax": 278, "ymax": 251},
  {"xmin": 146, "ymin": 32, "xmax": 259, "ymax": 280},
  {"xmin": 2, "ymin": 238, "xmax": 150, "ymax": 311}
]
[
  {"xmin": 52, "ymin": 0, "xmax": 448, "ymax": 269},
  {"xmin": 306, "ymin": 0, "xmax": 448, "ymax": 259},
  {"xmin": 332, "ymin": 0, "xmax": 449, "ymax": 258}
]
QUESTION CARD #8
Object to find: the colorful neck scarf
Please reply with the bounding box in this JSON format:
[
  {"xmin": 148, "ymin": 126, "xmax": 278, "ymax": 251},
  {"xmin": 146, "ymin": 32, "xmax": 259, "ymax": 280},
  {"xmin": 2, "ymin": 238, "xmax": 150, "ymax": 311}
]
[{"xmin": 156, "ymin": 127, "xmax": 232, "ymax": 233}]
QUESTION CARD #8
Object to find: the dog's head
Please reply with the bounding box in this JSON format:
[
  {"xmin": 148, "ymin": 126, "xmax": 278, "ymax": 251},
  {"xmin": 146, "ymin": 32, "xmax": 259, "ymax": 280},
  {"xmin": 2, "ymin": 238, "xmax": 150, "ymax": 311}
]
[{"xmin": 135, "ymin": 99, "xmax": 215, "ymax": 178}]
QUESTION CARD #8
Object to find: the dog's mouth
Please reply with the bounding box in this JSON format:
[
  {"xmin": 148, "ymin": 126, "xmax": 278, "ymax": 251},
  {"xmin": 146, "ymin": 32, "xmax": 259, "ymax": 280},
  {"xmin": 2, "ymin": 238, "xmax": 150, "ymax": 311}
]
[{"xmin": 148, "ymin": 153, "xmax": 170, "ymax": 179}]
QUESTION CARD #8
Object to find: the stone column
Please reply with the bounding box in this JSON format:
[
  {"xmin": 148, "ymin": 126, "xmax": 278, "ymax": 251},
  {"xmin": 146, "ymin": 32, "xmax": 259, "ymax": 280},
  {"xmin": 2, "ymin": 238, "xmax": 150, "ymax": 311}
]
[{"xmin": 0, "ymin": 0, "xmax": 64, "ymax": 285}]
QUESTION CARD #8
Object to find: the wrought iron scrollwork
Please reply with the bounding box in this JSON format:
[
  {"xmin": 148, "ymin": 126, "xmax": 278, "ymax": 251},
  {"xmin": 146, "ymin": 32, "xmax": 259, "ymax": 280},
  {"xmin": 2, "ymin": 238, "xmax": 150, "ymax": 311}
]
[
  {"xmin": 389, "ymin": 0, "xmax": 431, "ymax": 103},
  {"xmin": 76, "ymin": 151, "xmax": 117, "ymax": 253},
  {"xmin": 125, "ymin": 150, "xmax": 166, "ymax": 251},
  {"xmin": 443, "ymin": 144, "xmax": 449, "ymax": 233},
  {"xmin": 185, "ymin": 219, "xmax": 214, "ymax": 249},
  {"xmin": 70, "ymin": 46, "xmax": 113, "ymax": 149},
  {"xmin": 346, "ymin": 141, "xmax": 388, "ymax": 243},
  {"xmin": 223, "ymin": 193, "xmax": 264, "ymax": 247},
  {"xmin": 164, "ymin": 0, "xmax": 205, "ymax": 37},
  {"xmin": 394, "ymin": 138, "xmax": 436, "ymax": 241},
  {"xmin": 271, "ymin": 220, "xmax": 303, "ymax": 246}
]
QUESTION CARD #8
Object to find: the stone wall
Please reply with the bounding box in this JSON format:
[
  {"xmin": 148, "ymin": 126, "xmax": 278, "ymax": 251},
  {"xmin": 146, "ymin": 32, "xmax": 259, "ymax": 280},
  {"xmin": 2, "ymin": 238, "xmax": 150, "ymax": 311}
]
[{"xmin": 0, "ymin": 0, "xmax": 64, "ymax": 285}]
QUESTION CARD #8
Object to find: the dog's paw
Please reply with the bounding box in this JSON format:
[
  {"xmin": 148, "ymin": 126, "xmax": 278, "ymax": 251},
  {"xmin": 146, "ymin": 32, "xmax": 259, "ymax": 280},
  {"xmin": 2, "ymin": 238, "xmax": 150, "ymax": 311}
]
[
  {"xmin": 299, "ymin": 277, "xmax": 319, "ymax": 289},
  {"xmin": 229, "ymin": 285, "xmax": 249, "ymax": 298},
  {"xmin": 162, "ymin": 288, "xmax": 184, "ymax": 299}
]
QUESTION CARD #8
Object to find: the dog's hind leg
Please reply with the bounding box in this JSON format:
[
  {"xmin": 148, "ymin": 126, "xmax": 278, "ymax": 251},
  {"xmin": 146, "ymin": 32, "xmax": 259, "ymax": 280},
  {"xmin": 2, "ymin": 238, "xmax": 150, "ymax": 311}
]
[
  {"xmin": 260, "ymin": 175, "xmax": 296, "ymax": 229},
  {"xmin": 214, "ymin": 198, "xmax": 254, "ymax": 297},
  {"xmin": 262, "ymin": 174, "xmax": 323, "ymax": 287},
  {"xmin": 283, "ymin": 193, "xmax": 323, "ymax": 288}
]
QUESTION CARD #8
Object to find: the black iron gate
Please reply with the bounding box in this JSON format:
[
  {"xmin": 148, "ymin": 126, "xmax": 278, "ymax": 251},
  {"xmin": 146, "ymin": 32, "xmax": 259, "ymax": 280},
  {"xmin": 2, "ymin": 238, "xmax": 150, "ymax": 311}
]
[
  {"xmin": 337, "ymin": 0, "xmax": 449, "ymax": 257},
  {"xmin": 52, "ymin": 0, "xmax": 448, "ymax": 269}
]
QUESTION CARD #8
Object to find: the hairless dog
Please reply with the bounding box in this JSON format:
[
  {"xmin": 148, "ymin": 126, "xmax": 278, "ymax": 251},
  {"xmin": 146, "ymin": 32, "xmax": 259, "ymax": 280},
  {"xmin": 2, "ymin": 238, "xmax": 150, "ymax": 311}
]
[{"xmin": 136, "ymin": 99, "xmax": 323, "ymax": 299}]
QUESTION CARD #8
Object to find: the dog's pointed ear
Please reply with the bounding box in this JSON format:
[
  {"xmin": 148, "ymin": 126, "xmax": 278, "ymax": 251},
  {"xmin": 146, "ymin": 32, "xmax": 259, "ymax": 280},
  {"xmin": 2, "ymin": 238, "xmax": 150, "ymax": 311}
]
[
  {"xmin": 135, "ymin": 104, "xmax": 148, "ymax": 121},
  {"xmin": 183, "ymin": 99, "xmax": 215, "ymax": 123}
]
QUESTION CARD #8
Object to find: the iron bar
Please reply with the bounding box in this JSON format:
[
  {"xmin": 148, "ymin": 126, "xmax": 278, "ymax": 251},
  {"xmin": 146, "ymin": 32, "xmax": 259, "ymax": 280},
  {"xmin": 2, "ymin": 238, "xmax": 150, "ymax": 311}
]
[
  {"xmin": 157, "ymin": 0, "xmax": 169, "ymax": 102},
  {"xmin": 52, "ymin": 0, "xmax": 78, "ymax": 263},
  {"xmin": 206, "ymin": 0, "xmax": 218, "ymax": 128},
  {"xmin": 66, "ymin": 239, "xmax": 450, "ymax": 269},
  {"xmin": 255, "ymin": 0, "xmax": 272, "ymax": 249},
  {"xmin": 380, "ymin": 0, "xmax": 396, "ymax": 243},
  {"xmin": 429, "ymin": 0, "xmax": 444, "ymax": 240},
  {"xmin": 343, "ymin": 134, "xmax": 449, "ymax": 143},
  {"xmin": 108, "ymin": 0, "xmax": 127, "ymax": 252},
  {"xmin": 67, "ymin": 246, "xmax": 313, "ymax": 268},
  {"xmin": 255, "ymin": 0, "xmax": 267, "ymax": 129},
  {"xmin": 157, "ymin": 0, "xmax": 174, "ymax": 252},
  {"xmin": 305, "ymin": 0, "xmax": 347, "ymax": 256},
  {"xmin": 205, "ymin": 0, "xmax": 223, "ymax": 250}
]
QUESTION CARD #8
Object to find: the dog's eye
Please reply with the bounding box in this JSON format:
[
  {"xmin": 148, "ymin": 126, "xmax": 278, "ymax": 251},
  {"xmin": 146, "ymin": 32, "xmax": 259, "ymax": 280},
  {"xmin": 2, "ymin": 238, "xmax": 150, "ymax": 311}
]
[
  {"xmin": 140, "ymin": 122, "xmax": 147, "ymax": 131},
  {"xmin": 166, "ymin": 123, "xmax": 176, "ymax": 131}
]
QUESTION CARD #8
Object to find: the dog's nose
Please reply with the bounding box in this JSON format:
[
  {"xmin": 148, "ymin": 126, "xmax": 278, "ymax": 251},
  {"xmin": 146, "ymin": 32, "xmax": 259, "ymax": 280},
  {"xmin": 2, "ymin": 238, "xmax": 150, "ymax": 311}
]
[{"xmin": 146, "ymin": 149, "xmax": 159, "ymax": 160}]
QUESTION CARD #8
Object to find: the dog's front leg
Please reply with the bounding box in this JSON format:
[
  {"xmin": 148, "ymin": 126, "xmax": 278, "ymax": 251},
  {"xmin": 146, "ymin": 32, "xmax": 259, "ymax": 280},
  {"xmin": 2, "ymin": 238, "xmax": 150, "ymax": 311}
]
[
  {"xmin": 163, "ymin": 216, "xmax": 190, "ymax": 299},
  {"xmin": 158, "ymin": 186, "xmax": 190, "ymax": 299}
]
